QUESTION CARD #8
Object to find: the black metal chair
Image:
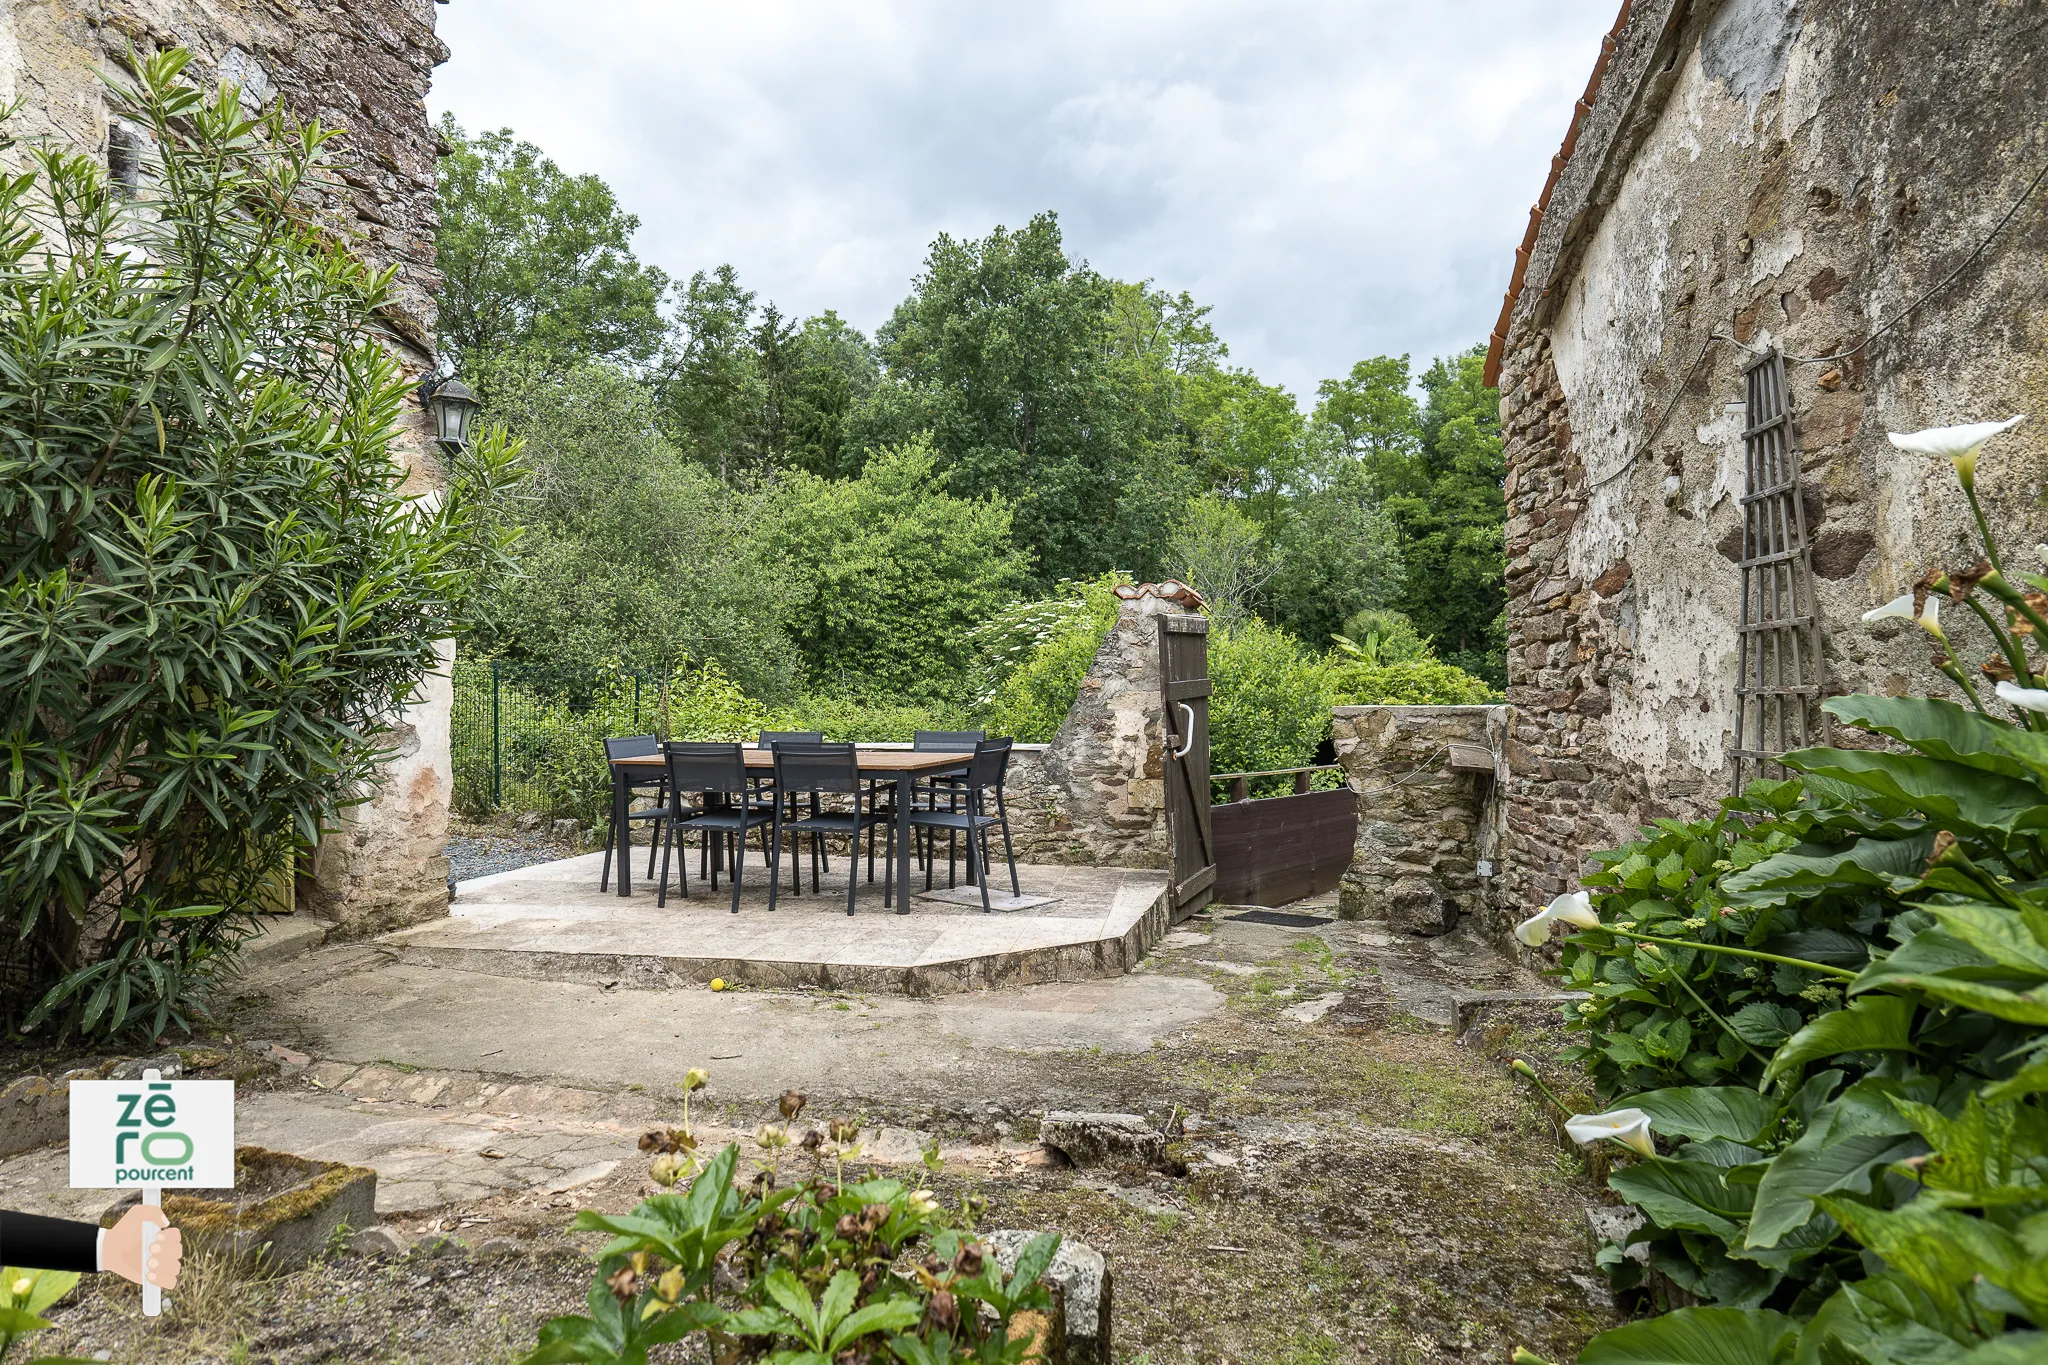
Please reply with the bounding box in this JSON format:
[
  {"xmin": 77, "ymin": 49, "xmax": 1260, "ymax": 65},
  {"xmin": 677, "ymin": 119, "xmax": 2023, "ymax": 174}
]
[
  {"xmin": 912, "ymin": 729, "xmax": 982, "ymax": 872},
  {"xmin": 767, "ymin": 743, "xmax": 892, "ymax": 916},
  {"xmin": 658, "ymin": 742, "xmax": 773, "ymax": 913},
  {"xmin": 756, "ymin": 730, "xmax": 825, "ymax": 871},
  {"xmin": 600, "ymin": 734, "xmax": 668, "ymax": 892},
  {"xmin": 905, "ymin": 738, "xmax": 1019, "ymax": 913}
]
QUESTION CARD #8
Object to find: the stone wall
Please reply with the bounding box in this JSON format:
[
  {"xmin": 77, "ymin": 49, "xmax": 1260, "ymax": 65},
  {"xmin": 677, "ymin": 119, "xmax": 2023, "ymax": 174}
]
[
  {"xmin": 998, "ymin": 587, "xmax": 1202, "ymax": 870},
  {"xmin": 0, "ymin": 0, "xmax": 455, "ymax": 934},
  {"xmin": 1491, "ymin": 1, "xmax": 2048, "ymax": 923},
  {"xmin": 1332, "ymin": 706, "xmax": 1509, "ymax": 937}
]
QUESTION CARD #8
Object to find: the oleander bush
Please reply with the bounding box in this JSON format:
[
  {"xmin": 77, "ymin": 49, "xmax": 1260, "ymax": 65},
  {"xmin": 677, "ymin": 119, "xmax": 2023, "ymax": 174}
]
[
  {"xmin": 1516, "ymin": 419, "xmax": 2047, "ymax": 1363},
  {"xmin": 0, "ymin": 53, "xmax": 520, "ymax": 1037}
]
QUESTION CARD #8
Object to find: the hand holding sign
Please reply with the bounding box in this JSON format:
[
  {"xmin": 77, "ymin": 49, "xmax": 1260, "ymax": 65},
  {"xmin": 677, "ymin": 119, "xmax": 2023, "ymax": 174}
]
[
  {"xmin": 102, "ymin": 1205, "xmax": 182, "ymax": 1291},
  {"xmin": 69, "ymin": 1068, "xmax": 231, "ymax": 1317}
]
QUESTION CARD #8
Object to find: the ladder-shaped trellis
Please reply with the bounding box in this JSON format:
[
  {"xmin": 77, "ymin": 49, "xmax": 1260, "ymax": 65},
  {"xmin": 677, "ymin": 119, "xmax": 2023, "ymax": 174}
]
[{"xmin": 1730, "ymin": 347, "xmax": 1828, "ymax": 793}]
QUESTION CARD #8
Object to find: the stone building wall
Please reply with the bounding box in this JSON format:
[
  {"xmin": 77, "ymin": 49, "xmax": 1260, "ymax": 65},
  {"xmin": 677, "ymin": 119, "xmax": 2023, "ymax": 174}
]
[
  {"xmin": 1332, "ymin": 705, "xmax": 1509, "ymax": 937},
  {"xmin": 1490, "ymin": 0, "xmax": 2048, "ymax": 925},
  {"xmin": 0, "ymin": 0, "xmax": 455, "ymax": 934}
]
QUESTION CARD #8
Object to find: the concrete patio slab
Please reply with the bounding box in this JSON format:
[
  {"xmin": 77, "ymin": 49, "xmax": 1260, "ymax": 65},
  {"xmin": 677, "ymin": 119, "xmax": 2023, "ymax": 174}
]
[{"xmin": 384, "ymin": 850, "xmax": 1172, "ymax": 996}]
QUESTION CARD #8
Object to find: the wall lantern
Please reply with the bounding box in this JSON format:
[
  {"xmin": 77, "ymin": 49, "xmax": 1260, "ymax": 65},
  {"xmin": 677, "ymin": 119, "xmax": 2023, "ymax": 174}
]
[{"xmin": 417, "ymin": 372, "xmax": 480, "ymax": 454}]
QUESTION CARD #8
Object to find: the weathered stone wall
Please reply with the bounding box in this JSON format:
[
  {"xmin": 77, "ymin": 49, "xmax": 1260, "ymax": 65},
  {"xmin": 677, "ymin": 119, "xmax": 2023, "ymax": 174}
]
[
  {"xmin": 1493, "ymin": 1, "xmax": 2048, "ymax": 923},
  {"xmin": 0, "ymin": 0, "xmax": 455, "ymax": 934},
  {"xmin": 1332, "ymin": 706, "xmax": 1509, "ymax": 937},
  {"xmin": 999, "ymin": 589, "xmax": 1195, "ymax": 870}
]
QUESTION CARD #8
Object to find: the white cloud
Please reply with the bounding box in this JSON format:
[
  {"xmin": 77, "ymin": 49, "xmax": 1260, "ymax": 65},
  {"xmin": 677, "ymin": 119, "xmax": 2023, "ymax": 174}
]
[{"xmin": 429, "ymin": 0, "xmax": 1617, "ymax": 399}]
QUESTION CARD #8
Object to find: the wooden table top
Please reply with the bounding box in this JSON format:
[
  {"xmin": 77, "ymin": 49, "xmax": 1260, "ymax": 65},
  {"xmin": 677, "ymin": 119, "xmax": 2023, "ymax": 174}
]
[{"xmin": 610, "ymin": 748, "xmax": 972, "ymax": 773}]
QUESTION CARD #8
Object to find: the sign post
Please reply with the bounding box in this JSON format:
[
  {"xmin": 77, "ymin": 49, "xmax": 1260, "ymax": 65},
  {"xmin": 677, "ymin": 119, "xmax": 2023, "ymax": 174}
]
[{"xmin": 69, "ymin": 1068, "xmax": 234, "ymax": 1316}]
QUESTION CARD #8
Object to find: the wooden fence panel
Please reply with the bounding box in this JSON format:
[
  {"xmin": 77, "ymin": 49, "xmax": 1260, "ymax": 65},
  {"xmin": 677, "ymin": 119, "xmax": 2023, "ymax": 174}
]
[{"xmin": 1210, "ymin": 789, "xmax": 1357, "ymax": 907}]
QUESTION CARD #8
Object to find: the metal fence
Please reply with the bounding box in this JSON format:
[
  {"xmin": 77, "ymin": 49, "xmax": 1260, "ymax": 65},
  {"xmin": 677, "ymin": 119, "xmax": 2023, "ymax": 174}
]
[{"xmin": 451, "ymin": 659, "xmax": 667, "ymax": 819}]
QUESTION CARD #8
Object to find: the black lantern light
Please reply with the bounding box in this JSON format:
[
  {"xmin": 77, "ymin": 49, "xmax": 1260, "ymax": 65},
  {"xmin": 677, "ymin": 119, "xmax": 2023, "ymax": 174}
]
[{"xmin": 418, "ymin": 373, "xmax": 480, "ymax": 454}]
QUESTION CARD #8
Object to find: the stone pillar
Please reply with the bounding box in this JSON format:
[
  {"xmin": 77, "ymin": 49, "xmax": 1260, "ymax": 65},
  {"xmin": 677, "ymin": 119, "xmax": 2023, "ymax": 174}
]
[
  {"xmin": 1331, "ymin": 705, "xmax": 1509, "ymax": 937},
  {"xmin": 1000, "ymin": 585, "xmax": 1203, "ymax": 869}
]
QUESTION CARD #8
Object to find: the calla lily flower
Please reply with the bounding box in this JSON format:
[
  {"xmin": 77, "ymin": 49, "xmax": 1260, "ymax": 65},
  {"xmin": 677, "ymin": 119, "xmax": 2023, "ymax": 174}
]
[
  {"xmin": 1888, "ymin": 415, "xmax": 2026, "ymax": 484},
  {"xmin": 1514, "ymin": 890, "xmax": 1600, "ymax": 946},
  {"xmin": 1995, "ymin": 680, "xmax": 2048, "ymax": 714},
  {"xmin": 1861, "ymin": 592, "xmax": 1943, "ymax": 637},
  {"xmin": 1565, "ymin": 1108, "xmax": 1656, "ymax": 1157}
]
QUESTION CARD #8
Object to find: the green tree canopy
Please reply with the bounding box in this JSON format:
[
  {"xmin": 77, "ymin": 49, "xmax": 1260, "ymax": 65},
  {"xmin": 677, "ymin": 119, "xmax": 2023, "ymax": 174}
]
[
  {"xmin": 869, "ymin": 212, "xmax": 1147, "ymax": 583},
  {"xmin": 468, "ymin": 356, "xmax": 798, "ymax": 698},
  {"xmin": 764, "ymin": 437, "xmax": 1031, "ymax": 702},
  {"xmin": 435, "ymin": 117, "xmax": 671, "ymax": 373}
]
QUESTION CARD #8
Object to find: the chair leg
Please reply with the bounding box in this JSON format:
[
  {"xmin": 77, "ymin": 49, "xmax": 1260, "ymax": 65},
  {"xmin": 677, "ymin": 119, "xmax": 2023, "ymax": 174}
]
[
  {"xmin": 883, "ymin": 818, "xmax": 895, "ymax": 909},
  {"xmin": 730, "ymin": 828, "xmax": 745, "ymax": 915},
  {"xmin": 975, "ymin": 825, "xmax": 993, "ymax": 914},
  {"xmin": 646, "ymin": 818, "xmax": 660, "ymax": 878},
  {"xmin": 768, "ymin": 812, "xmax": 783, "ymax": 912},
  {"xmin": 996, "ymin": 794, "xmax": 1020, "ymax": 897},
  {"xmin": 810, "ymin": 832, "xmax": 821, "ymax": 893},
  {"xmin": 600, "ymin": 814, "xmax": 615, "ymax": 892},
  {"xmin": 678, "ymin": 824, "xmax": 689, "ymax": 900},
  {"xmin": 866, "ymin": 820, "xmax": 876, "ymax": 884},
  {"xmin": 656, "ymin": 823, "xmax": 673, "ymax": 908}
]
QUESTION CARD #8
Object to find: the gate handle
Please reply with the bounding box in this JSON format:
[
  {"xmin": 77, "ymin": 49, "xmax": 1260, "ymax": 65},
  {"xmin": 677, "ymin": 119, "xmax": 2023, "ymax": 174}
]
[{"xmin": 1173, "ymin": 702, "xmax": 1196, "ymax": 760}]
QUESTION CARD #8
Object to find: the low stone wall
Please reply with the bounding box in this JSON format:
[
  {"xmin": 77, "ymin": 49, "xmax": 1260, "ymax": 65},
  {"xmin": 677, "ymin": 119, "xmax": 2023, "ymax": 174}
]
[{"xmin": 1331, "ymin": 705, "xmax": 1510, "ymax": 936}]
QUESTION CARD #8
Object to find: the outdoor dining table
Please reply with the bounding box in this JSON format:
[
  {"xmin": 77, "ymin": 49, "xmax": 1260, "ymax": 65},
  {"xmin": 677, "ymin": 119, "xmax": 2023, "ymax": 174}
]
[{"xmin": 605, "ymin": 747, "xmax": 974, "ymax": 910}]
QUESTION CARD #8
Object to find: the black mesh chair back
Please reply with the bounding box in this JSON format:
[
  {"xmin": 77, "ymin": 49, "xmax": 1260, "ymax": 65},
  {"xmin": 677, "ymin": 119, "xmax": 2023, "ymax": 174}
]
[
  {"xmin": 662, "ymin": 741, "xmax": 750, "ymax": 797},
  {"xmin": 606, "ymin": 734, "xmax": 664, "ymax": 785},
  {"xmin": 965, "ymin": 737, "xmax": 1014, "ymax": 790},
  {"xmin": 757, "ymin": 730, "xmax": 824, "ymax": 749},
  {"xmin": 913, "ymin": 730, "xmax": 984, "ymax": 751},
  {"xmin": 770, "ymin": 741, "xmax": 863, "ymax": 797}
]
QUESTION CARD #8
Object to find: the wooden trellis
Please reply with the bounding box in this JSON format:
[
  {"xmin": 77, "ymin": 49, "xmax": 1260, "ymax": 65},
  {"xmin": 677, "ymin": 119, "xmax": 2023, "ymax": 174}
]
[{"xmin": 1730, "ymin": 347, "xmax": 1828, "ymax": 792}]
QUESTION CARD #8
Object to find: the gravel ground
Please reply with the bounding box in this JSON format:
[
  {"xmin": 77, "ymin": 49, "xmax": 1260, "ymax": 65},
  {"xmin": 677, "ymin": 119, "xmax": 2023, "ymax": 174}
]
[{"xmin": 443, "ymin": 830, "xmax": 577, "ymax": 884}]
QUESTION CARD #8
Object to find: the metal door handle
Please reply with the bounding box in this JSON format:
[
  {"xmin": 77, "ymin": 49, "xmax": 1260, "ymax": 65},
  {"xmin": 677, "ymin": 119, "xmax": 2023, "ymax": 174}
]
[{"xmin": 1173, "ymin": 702, "xmax": 1195, "ymax": 759}]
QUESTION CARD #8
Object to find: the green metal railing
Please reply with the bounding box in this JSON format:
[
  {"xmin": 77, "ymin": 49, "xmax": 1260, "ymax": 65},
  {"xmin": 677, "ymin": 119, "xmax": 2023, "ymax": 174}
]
[{"xmin": 451, "ymin": 659, "xmax": 667, "ymax": 820}]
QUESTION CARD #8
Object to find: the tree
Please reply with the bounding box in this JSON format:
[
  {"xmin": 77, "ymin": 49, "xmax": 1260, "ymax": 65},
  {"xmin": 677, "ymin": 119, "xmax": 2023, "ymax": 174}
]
[
  {"xmin": 435, "ymin": 118, "xmax": 670, "ymax": 374},
  {"xmin": 0, "ymin": 56, "xmax": 522, "ymax": 1036},
  {"xmin": 467, "ymin": 357, "xmax": 798, "ymax": 697},
  {"xmin": 1392, "ymin": 348, "xmax": 1507, "ymax": 682},
  {"xmin": 1167, "ymin": 494, "xmax": 1272, "ymax": 628},
  {"xmin": 1310, "ymin": 355, "xmax": 1425, "ymax": 498},
  {"xmin": 764, "ymin": 437, "xmax": 1031, "ymax": 702},
  {"xmin": 1265, "ymin": 461, "xmax": 1405, "ymax": 648},
  {"xmin": 782, "ymin": 311, "xmax": 880, "ymax": 480},
  {"xmin": 871, "ymin": 213, "xmax": 1148, "ymax": 583},
  {"xmin": 656, "ymin": 265, "xmax": 762, "ymax": 482}
]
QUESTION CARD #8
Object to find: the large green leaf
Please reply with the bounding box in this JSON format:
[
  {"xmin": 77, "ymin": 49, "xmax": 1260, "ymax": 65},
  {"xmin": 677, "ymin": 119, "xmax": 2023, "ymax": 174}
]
[
  {"xmin": 1825, "ymin": 694, "xmax": 2048, "ymax": 785},
  {"xmin": 1610, "ymin": 1157, "xmax": 1759, "ymax": 1240},
  {"xmin": 1921, "ymin": 902, "xmax": 2048, "ymax": 978},
  {"xmin": 1766, "ymin": 996, "xmax": 1918, "ymax": 1081},
  {"xmin": 1950, "ymin": 1335, "xmax": 2048, "ymax": 1364},
  {"xmin": 1722, "ymin": 835, "xmax": 1934, "ymax": 904},
  {"xmin": 1871, "ymin": 974, "xmax": 2048, "ymax": 1026},
  {"xmin": 1852, "ymin": 929, "xmax": 2003, "ymax": 994},
  {"xmin": 1628, "ymin": 1087, "xmax": 1778, "ymax": 1144},
  {"xmin": 1778, "ymin": 748, "xmax": 2048, "ymax": 838},
  {"xmin": 1744, "ymin": 1131, "xmax": 1921, "ymax": 1249},
  {"xmin": 1794, "ymin": 1271, "xmax": 1999, "ymax": 1365},
  {"xmin": 1577, "ymin": 1306, "xmax": 1799, "ymax": 1364}
]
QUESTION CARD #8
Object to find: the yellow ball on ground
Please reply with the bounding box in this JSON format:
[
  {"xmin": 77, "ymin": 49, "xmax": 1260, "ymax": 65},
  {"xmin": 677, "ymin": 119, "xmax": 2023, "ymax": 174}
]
[{"xmin": 709, "ymin": 978, "xmax": 726, "ymax": 992}]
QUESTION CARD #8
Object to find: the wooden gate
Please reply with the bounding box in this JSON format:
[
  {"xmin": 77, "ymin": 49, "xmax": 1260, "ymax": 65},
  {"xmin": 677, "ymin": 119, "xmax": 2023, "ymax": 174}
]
[{"xmin": 1159, "ymin": 615, "xmax": 1215, "ymax": 920}]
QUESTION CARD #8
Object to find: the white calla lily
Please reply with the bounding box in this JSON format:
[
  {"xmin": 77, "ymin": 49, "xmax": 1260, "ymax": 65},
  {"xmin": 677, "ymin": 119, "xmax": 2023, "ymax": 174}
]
[
  {"xmin": 1861, "ymin": 592, "xmax": 1943, "ymax": 637},
  {"xmin": 1995, "ymin": 680, "xmax": 2048, "ymax": 714},
  {"xmin": 1565, "ymin": 1108, "xmax": 1657, "ymax": 1157},
  {"xmin": 1514, "ymin": 890, "xmax": 1600, "ymax": 947},
  {"xmin": 1888, "ymin": 415, "xmax": 2026, "ymax": 484}
]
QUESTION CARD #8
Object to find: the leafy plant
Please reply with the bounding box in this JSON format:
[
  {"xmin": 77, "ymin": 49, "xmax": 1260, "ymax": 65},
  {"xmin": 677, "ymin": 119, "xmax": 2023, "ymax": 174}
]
[
  {"xmin": 521, "ymin": 1116, "xmax": 1060, "ymax": 1365},
  {"xmin": 0, "ymin": 52, "xmax": 521, "ymax": 1035},
  {"xmin": 1517, "ymin": 419, "xmax": 2048, "ymax": 1361},
  {"xmin": 973, "ymin": 574, "xmax": 1123, "ymax": 742},
  {"xmin": 0, "ymin": 1266, "xmax": 82, "ymax": 1365}
]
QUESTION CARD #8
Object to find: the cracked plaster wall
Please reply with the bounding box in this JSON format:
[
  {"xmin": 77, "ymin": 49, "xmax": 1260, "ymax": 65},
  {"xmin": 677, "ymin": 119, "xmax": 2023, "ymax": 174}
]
[
  {"xmin": 1, "ymin": 0, "xmax": 456, "ymax": 934},
  {"xmin": 1492, "ymin": 0, "xmax": 2048, "ymax": 939}
]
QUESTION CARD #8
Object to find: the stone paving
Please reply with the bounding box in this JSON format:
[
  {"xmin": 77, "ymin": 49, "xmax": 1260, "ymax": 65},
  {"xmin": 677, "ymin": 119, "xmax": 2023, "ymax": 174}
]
[{"xmin": 387, "ymin": 850, "xmax": 1172, "ymax": 995}]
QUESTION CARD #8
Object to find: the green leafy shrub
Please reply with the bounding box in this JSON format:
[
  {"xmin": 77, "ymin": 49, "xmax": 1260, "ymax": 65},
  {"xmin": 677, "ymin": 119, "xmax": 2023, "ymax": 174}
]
[
  {"xmin": 0, "ymin": 54, "xmax": 520, "ymax": 1037},
  {"xmin": 1207, "ymin": 618, "xmax": 1338, "ymax": 790},
  {"xmin": 974, "ymin": 575, "xmax": 1123, "ymax": 742},
  {"xmin": 763, "ymin": 695, "xmax": 977, "ymax": 742},
  {"xmin": 521, "ymin": 1135, "xmax": 1058, "ymax": 1364},
  {"xmin": 1327, "ymin": 656, "xmax": 1499, "ymax": 706},
  {"xmin": 452, "ymin": 659, "xmax": 764, "ymax": 824},
  {"xmin": 1518, "ymin": 423, "xmax": 2048, "ymax": 1362},
  {"xmin": 766, "ymin": 436, "xmax": 1032, "ymax": 704}
]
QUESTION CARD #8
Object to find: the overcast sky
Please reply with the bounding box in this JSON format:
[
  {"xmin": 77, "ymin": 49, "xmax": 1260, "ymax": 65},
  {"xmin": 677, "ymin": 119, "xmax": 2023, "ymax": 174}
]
[{"xmin": 429, "ymin": 2, "xmax": 1618, "ymax": 402}]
